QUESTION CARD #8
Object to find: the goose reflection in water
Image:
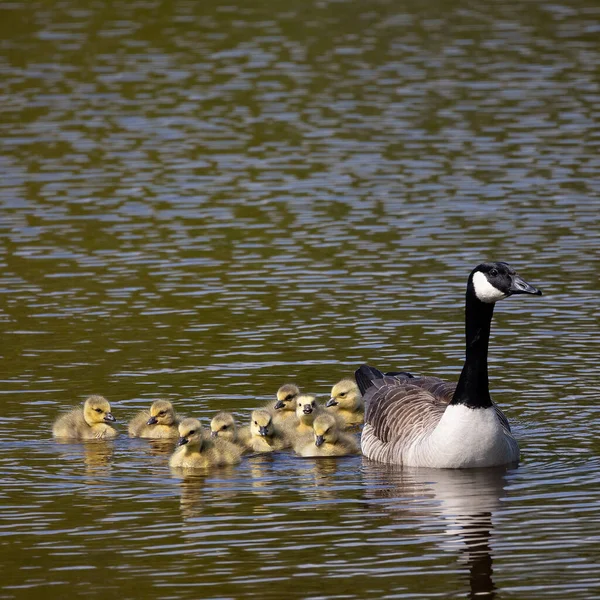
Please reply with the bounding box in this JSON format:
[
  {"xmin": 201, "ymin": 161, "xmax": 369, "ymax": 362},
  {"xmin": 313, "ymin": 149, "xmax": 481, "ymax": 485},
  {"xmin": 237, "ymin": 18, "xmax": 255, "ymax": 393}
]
[
  {"xmin": 55, "ymin": 438, "xmax": 115, "ymax": 478},
  {"xmin": 362, "ymin": 461, "xmax": 510, "ymax": 599}
]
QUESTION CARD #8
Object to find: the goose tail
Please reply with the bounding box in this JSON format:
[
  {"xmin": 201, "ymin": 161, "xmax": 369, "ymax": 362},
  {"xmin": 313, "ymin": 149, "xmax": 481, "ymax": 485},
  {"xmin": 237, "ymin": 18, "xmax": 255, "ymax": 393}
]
[{"xmin": 354, "ymin": 365, "xmax": 385, "ymax": 395}]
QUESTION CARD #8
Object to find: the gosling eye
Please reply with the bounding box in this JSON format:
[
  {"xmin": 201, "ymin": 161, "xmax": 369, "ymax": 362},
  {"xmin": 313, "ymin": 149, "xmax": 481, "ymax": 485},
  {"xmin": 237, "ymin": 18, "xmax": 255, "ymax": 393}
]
[
  {"xmin": 490, "ymin": 268, "xmax": 499, "ymax": 277},
  {"xmin": 221, "ymin": 425, "xmax": 228, "ymax": 430},
  {"xmin": 254, "ymin": 421, "xmax": 258, "ymax": 425},
  {"xmin": 311, "ymin": 402, "xmax": 316, "ymax": 407},
  {"xmin": 339, "ymin": 392, "xmax": 346, "ymax": 397},
  {"xmin": 95, "ymin": 408, "xmax": 103, "ymax": 413},
  {"xmin": 158, "ymin": 411, "xmax": 166, "ymax": 416},
  {"xmin": 285, "ymin": 394, "xmax": 293, "ymax": 401},
  {"xmin": 188, "ymin": 430, "xmax": 196, "ymax": 436}
]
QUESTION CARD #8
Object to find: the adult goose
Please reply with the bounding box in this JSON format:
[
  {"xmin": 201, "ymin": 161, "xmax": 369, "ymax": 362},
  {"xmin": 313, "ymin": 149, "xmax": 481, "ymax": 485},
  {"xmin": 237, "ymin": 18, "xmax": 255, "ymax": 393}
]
[{"xmin": 357, "ymin": 262, "xmax": 541, "ymax": 469}]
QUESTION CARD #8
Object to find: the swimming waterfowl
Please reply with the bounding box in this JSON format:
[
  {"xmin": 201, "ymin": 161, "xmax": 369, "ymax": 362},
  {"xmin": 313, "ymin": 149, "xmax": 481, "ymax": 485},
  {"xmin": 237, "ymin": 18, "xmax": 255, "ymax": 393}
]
[
  {"xmin": 169, "ymin": 418, "xmax": 242, "ymax": 469},
  {"xmin": 128, "ymin": 399, "xmax": 179, "ymax": 439},
  {"xmin": 358, "ymin": 262, "xmax": 542, "ymax": 469},
  {"xmin": 241, "ymin": 409, "xmax": 289, "ymax": 453},
  {"xmin": 210, "ymin": 411, "xmax": 238, "ymax": 443},
  {"xmin": 52, "ymin": 395, "xmax": 118, "ymax": 440},
  {"xmin": 270, "ymin": 383, "xmax": 301, "ymax": 429},
  {"xmin": 283, "ymin": 395, "xmax": 325, "ymax": 446},
  {"xmin": 326, "ymin": 379, "xmax": 364, "ymax": 428},
  {"xmin": 295, "ymin": 413, "xmax": 360, "ymax": 457}
]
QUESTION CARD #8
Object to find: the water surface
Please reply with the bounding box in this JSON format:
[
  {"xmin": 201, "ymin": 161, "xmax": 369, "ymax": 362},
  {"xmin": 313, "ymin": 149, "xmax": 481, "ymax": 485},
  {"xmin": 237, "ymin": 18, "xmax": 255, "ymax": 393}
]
[{"xmin": 1, "ymin": 0, "xmax": 599, "ymax": 598}]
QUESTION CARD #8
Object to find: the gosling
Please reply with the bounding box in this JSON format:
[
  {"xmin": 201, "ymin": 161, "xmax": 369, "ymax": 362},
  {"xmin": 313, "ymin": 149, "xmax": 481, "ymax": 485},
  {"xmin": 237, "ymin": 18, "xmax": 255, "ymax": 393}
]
[
  {"xmin": 210, "ymin": 412, "xmax": 249, "ymax": 448},
  {"xmin": 53, "ymin": 395, "xmax": 118, "ymax": 440},
  {"xmin": 169, "ymin": 418, "xmax": 242, "ymax": 469},
  {"xmin": 128, "ymin": 399, "xmax": 180, "ymax": 439},
  {"xmin": 326, "ymin": 379, "xmax": 364, "ymax": 428},
  {"xmin": 270, "ymin": 383, "xmax": 301, "ymax": 429},
  {"xmin": 295, "ymin": 413, "xmax": 360, "ymax": 458},
  {"xmin": 241, "ymin": 410, "xmax": 289, "ymax": 453}
]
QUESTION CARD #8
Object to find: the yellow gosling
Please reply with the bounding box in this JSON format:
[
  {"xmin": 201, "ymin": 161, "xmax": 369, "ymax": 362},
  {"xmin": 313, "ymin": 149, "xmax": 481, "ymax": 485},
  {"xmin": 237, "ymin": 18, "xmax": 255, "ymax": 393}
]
[
  {"xmin": 326, "ymin": 379, "xmax": 364, "ymax": 428},
  {"xmin": 169, "ymin": 418, "xmax": 242, "ymax": 469},
  {"xmin": 270, "ymin": 383, "xmax": 301, "ymax": 428},
  {"xmin": 210, "ymin": 411, "xmax": 238, "ymax": 442},
  {"xmin": 242, "ymin": 410, "xmax": 289, "ymax": 453},
  {"xmin": 53, "ymin": 395, "xmax": 118, "ymax": 440},
  {"xmin": 128, "ymin": 399, "xmax": 180, "ymax": 439},
  {"xmin": 296, "ymin": 413, "xmax": 360, "ymax": 457}
]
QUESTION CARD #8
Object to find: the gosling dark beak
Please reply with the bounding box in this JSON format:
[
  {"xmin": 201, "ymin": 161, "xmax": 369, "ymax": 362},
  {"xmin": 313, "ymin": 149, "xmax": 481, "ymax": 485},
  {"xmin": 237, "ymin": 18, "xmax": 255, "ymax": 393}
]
[
  {"xmin": 274, "ymin": 400, "xmax": 285, "ymax": 410},
  {"xmin": 146, "ymin": 416, "xmax": 158, "ymax": 425},
  {"xmin": 176, "ymin": 437, "xmax": 188, "ymax": 447},
  {"xmin": 326, "ymin": 398, "xmax": 338, "ymax": 407},
  {"xmin": 509, "ymin": 274, "xmax": 542, "ymax": 296},
  {"xmin": 258, "ymin": 425, "xmax": 269, "ymax": 436},
  {"xmin": 211, "ymin": 430, "xmax": 218, "ymax": 437},
  {"xmin": 303, "ymin": 407, "xmax": 313, "ymax": 414},
  {"xmin": 315, "ymin": 435, "xmax": 325, "ymax": 447},
  {"xmin": 104, "ymin": 413, "xmax": 116, "ymax": 423}
]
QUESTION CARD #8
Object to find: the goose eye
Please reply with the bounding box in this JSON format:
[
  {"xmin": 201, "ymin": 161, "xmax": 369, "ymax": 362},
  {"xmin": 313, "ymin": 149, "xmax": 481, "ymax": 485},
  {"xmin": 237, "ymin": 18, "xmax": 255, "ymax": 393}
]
[
  {"xmin": 311, "ymin": 402, "xmax": 316, "ymax": 407},
  {"xmin": 188, "ymin": 430, "xmax": 195, "ymax": 435},
  {"xmin": 285, "ymin": 394, "xmax": 293, "ymax": 401},
  {"xmin": 339, "ymin": 392, "xmax": 346, "ymax": 397},
  {"xmin": 254, "ymin": 421, "xmax": 258, "ymax": 425},
  {"xmin": 222, "ymin": 425, "xmax": 228, "ymax": 430},
  {"xmin": 490, "ymin": 268, "xmax": 499, "ymax": 277},
  {"xmin": 95, "ymin": 408, "xmax": 103, "ymax": 413},
  {"xmin": 158, "ymin": 411, "xmax": 166, "ymax": 416}
]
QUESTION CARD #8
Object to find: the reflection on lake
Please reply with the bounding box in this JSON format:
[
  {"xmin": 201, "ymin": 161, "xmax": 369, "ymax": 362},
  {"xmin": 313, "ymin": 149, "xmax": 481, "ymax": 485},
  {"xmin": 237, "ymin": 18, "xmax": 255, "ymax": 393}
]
[{"xmin": 1, "ymin": 0, "xmax": 599, "ymax": 598}]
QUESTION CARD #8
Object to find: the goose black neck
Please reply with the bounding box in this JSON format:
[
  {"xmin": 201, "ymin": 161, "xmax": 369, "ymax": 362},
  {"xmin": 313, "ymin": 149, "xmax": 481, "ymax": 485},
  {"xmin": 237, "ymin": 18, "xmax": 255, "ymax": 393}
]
[{"xmin": 451, "ymin": 291, "xmax": 495, "ymax": 409}]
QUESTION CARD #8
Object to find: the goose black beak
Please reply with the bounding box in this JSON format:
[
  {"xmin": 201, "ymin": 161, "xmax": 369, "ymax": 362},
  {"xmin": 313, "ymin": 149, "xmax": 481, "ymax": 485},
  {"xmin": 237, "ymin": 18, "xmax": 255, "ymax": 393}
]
[
  {"xmin": 303, "ymin": 407, "xmax": 313, "ymax": 414},
  {"xmin": 258, "ymin": 425, "xmax": 269, "ymax": 436},
  {"xmin": 104, "ymin": 413, "xmax": 116, "ymax": 423},
  {"xmin": 146, "ymin": 416, "xmax": 158, "ymax": 425},
  {"xmin": 509, "ymin": 274, "xmax": 542, "ymax": 296},
  {"xmin": 315, "ymin": 435, "xmax": 325, "ymax": 447},
  {"xmin": 326, "ymin": 398, "xmax": 338, "ymax": 407},
  {"xmin": 176, "ymin": 437, "xmax": 188, "ymax": 447},
  {"xmin": 274, "ymin": 400, "xmax": 285, "ymax": 410}
]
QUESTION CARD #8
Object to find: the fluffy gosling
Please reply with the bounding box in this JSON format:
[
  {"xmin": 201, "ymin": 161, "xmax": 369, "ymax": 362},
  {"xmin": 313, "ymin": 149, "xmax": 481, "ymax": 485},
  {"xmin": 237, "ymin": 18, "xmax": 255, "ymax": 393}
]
[
  {"xmin": 270, "ymin": 383, "xmax": 301, "ymax": 428},
  {"xmin": 128, "ymin": 399, "xmax": 179, "ymax": 439},
  {"xmin": 169, "ymin": 418, "xmax": 242, "ymax": 469},
  {"xmin": 326, "ymin": 379, "xmax": 364, "ymax": 428},
  {"xmin": 241, "ymin": 409, "xmax": 289, "ymax": 453},
  {"xmin": 296, "ymin": 413, "xmax": 360, "ymax": 457},
  {"xmin": 53, "ymin": 395, "xmax": 118, "ymax": 440}
]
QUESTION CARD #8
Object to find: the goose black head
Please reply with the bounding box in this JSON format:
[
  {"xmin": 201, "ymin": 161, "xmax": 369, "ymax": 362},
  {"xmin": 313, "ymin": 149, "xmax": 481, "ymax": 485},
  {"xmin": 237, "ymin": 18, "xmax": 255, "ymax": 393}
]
[{"xmin": 470, "ymin": 262, "xmax": 542, "ymax": 304}]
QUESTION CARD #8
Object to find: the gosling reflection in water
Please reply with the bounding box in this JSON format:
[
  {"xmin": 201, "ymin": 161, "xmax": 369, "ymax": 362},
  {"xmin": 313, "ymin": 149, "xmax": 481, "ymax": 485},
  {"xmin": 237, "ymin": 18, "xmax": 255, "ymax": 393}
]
[{"xmin": 362, "ymin": 462, "xmax": 509, "ymax": 600}]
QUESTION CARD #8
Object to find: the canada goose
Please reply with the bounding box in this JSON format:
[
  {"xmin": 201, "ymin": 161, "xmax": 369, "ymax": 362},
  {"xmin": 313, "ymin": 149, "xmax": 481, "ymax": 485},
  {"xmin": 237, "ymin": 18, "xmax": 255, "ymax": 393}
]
[
  {"xmin": 295, "ymin": 413, "xmax": 360, "ymax": 457},
  {"xmin": 241, "ymin": 409, "xmax": 289, "ymax": 452},
  {"xmin": 326, "ymin": 379, "xmax": 364, "ymax": 428},
  {"xmin": 128, "ymin": 399, "xmax": 179, "ymax": 439},
  {"xmin": 357, "ymin": 262, "xmax": 542, "ymax": 469},
  {"xmin": 169, "ymin": 418, "xmax": 242, "ymax": 469},
  {"xmin": 52, "ymin": 395, "xmax": 118, "ymax": 440}
]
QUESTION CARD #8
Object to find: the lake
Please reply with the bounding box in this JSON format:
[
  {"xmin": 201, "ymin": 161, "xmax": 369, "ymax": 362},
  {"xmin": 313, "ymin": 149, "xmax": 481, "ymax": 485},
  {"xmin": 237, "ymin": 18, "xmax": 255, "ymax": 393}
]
[{"xmin": 1, "ymin": 0, "xmax": 599, "ymax": 598}]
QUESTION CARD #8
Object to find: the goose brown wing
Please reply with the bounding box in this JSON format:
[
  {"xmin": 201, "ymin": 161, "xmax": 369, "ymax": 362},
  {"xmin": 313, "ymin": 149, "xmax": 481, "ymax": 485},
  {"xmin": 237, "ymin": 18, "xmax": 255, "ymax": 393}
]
[{"xmin": 364, "ymin": 377, "xmax": 448, "ymax": 445}]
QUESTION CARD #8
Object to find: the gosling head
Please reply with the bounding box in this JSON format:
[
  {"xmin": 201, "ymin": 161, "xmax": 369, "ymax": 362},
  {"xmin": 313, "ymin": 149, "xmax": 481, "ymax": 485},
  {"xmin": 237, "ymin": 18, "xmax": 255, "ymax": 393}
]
[
  {"xmin": 470, "ymin": 262, "xmax": 542, "ymax": 305},
  {"xmin": 326, "ymin": 379, "xmax": 362, "ymax": 410},
  {"xmin": 250, "ymin": 410, "xmax": 274, "ymax": 438},
  {"xmin": 296, "ymin": 395, "xmax": 318, "ymax": 419},
  {"xmin": 146, "ymin": 399, "xmax": 176, "ymax": 426},
  {"xmin": 313, "ymin": 413, "xmax": 339, "ymax": 447},
  {"xmin": 83, "ymin": 395, "xmax": 116, "ymax": 426},
  {"xmin": 274, "ymin": 383, "xmax": 300, "ymax": 411},
  {"xmin": 210, "ymin": 412, "xmax": 237, "ymax": 441},
  {"xmin": 176, "ymin": 418, "xmax": 204, "ymax": 449}
]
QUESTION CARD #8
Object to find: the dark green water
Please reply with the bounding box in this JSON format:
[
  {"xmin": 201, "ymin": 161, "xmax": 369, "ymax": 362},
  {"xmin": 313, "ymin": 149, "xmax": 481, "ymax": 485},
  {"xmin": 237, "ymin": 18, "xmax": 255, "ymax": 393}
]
[{"xmin": 1, "ymin": 0, "xmax": 599, "ymax": 598}]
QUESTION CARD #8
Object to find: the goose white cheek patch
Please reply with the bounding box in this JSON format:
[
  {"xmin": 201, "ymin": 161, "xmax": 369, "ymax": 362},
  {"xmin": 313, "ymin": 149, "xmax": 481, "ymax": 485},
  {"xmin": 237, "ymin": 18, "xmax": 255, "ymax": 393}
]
[{"xmin": 472, "ymin": 271, "xmax": 507, "ymax": 303}]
